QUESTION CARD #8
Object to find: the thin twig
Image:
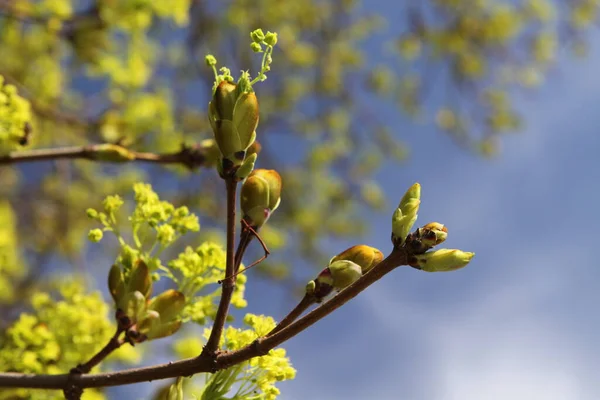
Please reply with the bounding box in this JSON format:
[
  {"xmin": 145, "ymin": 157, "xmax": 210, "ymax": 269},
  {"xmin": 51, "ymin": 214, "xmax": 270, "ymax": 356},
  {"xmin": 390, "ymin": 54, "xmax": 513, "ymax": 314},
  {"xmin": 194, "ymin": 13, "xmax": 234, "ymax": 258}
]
[
  {"xmin": 219, "ymin": 219, "xmax": 270, "ymax": 283},
  {"xmin": 73, "ymin": 328, "xmax": 125, "ymax": 374},
  {"xmin": 267, "ymin": 293, "xmax": 316, "ymax": 337},
  {"xmin": 64, "ymin": 328, "xmax": 125, "ymax": 399},
  {"xmin": 0, "ymin": 248, "xmax": 408, "ymax": 390},
  {"xmin": 0, "ymin": 144, "xmax": 208, "ymax": 169},
  {"xmin": 202, "ymin": 177, "xmax": 238, "ymax": 356}
]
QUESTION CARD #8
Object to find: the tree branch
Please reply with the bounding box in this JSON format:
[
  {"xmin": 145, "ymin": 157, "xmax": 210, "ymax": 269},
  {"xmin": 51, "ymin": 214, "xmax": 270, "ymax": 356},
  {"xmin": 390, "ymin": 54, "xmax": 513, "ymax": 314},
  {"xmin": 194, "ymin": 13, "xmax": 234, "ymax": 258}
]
[
  {"xmin": 0, "ymin": 248, "xmax": 407, "ymax": 390},
  {"xmin": 0, "ymin": 144, "xmax": 209, "ymax": 169},
  {"xmin": 267, "ymin": 293, "xmax": 316, "ymax": 337},
  {"xmin": 202, "ymin": 177, "xmax": 238, "ymax": 356},
  {"xmin": 72, "ymin": 328, "xmax": 125, "ymax": 374}
]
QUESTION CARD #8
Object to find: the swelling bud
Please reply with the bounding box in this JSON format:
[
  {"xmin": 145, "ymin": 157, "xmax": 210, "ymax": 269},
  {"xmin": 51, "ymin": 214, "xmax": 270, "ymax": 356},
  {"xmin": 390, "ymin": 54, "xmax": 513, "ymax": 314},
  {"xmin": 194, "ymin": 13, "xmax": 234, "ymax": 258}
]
[
  {"xmin": 391, "ymin": 183, "xmax": 421, "ymax": 246},
  {"xmin": 240, "ymin": 169, "xmax": 282, "ymax": 228},
  {"xmin": 329, "ymin": 244, "xmax": 383, "ymax": 274},
  {"xmin": 409, "ymin": 249, "xmax": 474, "ymax": 272}
]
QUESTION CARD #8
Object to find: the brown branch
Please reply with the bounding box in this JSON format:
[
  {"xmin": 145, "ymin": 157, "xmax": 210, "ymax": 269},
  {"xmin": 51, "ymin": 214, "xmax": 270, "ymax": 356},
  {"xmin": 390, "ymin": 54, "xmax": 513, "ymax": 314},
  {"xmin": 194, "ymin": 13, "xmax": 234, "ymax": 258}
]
[
  {"xmin": 202, "ymin": 177, "xmax": 238, "ymax": 356},
  {"xmin": 0, "ymin": 248, "xmax": 407, "ymax": 391},
  {"xmin": 73, "ymin": 329, "xmax": 125, "ymax": 374},
  {"xmin": 0, "ymin": 144, "xmax": 209, "ymax": 170},
  {"xmin": 267, "ymin": 293, "xmax": 317, "ymax": 337},
  {"xmin": 64, "ymin": 328, "xmax": 125, "ymax": 399}
]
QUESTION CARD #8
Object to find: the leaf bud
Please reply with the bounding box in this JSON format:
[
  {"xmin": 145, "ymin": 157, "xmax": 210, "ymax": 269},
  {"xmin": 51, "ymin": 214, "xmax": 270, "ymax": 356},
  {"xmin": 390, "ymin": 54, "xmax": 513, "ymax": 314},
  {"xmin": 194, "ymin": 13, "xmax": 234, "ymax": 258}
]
[
  {"xmin": 409, "ymin": 248, "xmax": 474, "ymax": 272},
  {"xmin": 330, "ymin": 244, "xmax": 383, "ymax": 274},
  {"xmin": 391, "ymin": 182, "xmax": 421, "ymax": 246},
  {"xmin": 328, "ymin": 260, "xmax": 362, "ymax": 290},
  {"xmin": 108, "ymin": 264, "xmax": 125, "ymax": 304},
  {"xmin": 240, "ymin": 169, "xmax": 282, "ymax": 228}
]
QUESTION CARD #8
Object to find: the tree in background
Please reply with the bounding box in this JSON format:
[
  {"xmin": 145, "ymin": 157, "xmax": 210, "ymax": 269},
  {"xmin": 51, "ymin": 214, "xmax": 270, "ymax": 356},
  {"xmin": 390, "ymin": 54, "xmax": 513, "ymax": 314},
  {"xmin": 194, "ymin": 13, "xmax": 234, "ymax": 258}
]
[{"xmin": 0, "ymin": 0, "xmax": 593, "ymax": 398}]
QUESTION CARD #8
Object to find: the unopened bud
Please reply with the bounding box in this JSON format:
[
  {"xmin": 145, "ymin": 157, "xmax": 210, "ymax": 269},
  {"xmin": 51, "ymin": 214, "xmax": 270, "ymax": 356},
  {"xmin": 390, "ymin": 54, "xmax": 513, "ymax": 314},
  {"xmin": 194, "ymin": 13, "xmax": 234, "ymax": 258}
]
[
  {"xmin": 330, "ymin": 245, "xmax": 383, "ymax": 274},
  {"xmin": 405, "ymin": 222, "xmax": 448, "ymax": 254},
  {"xmin": 148, "ymin": 289, "xmax": 186, "ymax": 322},
  {"xmin": 208, "ymin": 81, "xmax": 259, "ymax": 169},
  {"xmin": 240, "ymin": 169, "xmax": 282, "ymax": 228},
  {"xmin": 235, "ymin": 152, "xmax": 257, "ymax": 180},
  {"xmin": 391, "ymin": 183, "xmax": 421, "ymax": 246},
  {"xmin": 328, "ymin": 260, "xmax": 362, "ymax": 290},
  {"xmin": 409, "ymin": 249, "xmax": 474, "ymax": 272},
  {"xmin": 108, "ymin": 264, "xmax": 125, "ymax": 304},
  {"xmin": 128, "ymin": 260, "xmax": 152, "ymax": 299}
]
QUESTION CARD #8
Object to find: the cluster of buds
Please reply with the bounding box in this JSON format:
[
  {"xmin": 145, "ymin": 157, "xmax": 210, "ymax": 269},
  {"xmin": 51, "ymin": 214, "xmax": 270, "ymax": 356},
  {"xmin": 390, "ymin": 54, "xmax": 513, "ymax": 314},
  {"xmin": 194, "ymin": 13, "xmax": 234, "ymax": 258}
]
[
  {"xmin": 208, "ymin": 75, "xmax": 259, "ymax": 179},
  {"xmin": 306, "ymin": 245, "xmax": 383, "ymax": 302},
  {"xmin": 240, "ymin": 169, "xmax": 282, "ymax": 229},
  {"xmin": 392, "ymin": 183, "xmax": 475, "ymax": 272},
  {"xmin": 109, "ymin": 261, "xmax": 185, "ymax": 343}
]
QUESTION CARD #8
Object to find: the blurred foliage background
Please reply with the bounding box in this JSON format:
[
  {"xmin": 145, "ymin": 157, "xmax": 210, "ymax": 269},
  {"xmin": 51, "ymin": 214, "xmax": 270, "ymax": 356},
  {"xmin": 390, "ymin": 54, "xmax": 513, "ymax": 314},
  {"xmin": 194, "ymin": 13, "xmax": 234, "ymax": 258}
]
[{"xmin": 0, "ymin": 0, "xmax": 596, "ymax": 368}]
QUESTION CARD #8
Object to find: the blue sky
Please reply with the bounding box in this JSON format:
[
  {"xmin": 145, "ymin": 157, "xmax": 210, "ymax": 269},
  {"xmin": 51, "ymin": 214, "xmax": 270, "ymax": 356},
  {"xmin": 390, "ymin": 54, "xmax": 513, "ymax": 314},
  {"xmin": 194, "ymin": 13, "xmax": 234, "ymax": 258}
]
[{"xmin": 266, "ymin": 29, "xmax": 600, "ymax": 400}]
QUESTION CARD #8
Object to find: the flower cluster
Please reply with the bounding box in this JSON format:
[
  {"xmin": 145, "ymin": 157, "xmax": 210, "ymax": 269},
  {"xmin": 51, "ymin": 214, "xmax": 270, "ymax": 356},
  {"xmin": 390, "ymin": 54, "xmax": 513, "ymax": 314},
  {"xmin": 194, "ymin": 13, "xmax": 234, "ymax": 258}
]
[
  {"xmin": 164, "ymin": 242, "xmax": 247, "ymax": 325},
  {"xmin": 0, "ymin": 281, "xmax": 139, "ymax": 400},
  {"xmin": 0, "ymin": 76, "xmax": 32, "ymax": 155},
  {"xmin": 172, "ymin": 314, "xmax": 295, "ymax": 400}
]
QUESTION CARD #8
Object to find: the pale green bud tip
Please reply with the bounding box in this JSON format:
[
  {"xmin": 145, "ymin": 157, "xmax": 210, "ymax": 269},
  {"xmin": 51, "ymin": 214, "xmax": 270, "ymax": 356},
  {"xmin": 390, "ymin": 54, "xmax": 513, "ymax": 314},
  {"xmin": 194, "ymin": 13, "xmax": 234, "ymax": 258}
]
[
  {"xmin": 328, "ymin": 260, "xmax": 362, "ymax": 290},
  {"xmin": 411, "ymin": 249, "xmax": 475, "ymax": 272},
  {"xmin": 88, "ymin": 229, "xmax": 103, "ymax": 242},
  {"xmin": 205, "ymin": 54, "xmax": 217, "ymax": 66},
  {"xmin": 398, "ymin": 182, "xmax": 421, "ymax": 212},
  {"xmin": 306, "ymin": 280, "xmax": 316, "ymax": 295},
  {"xmin": 264, "ymin": 31, "xmax": 278, "ymax": 46},
  {"xmin": 251, "ymin": 28, "xmax": 266, "ymax": 43},
  {"xmin": 251, "ymin": 42, "xmax": 263, "ymax": 53},
  {"xmin": 86, "ymin": 208, "xmax": 98, "ymax": 219}
]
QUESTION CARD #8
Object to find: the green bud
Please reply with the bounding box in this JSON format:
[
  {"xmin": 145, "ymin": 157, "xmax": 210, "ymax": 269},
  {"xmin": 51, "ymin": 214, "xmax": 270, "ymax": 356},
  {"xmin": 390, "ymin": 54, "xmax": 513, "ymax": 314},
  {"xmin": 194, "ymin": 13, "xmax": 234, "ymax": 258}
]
[
  {"xmin": 87, "ymin": 228, "xmax": 103, "ymax": 243},
  {"xmin": 250, "ymin": 42, "xmax": 263, "ymax": 53},
  {"xmin": 409, "ymin": 249, "xmax": 475, "ymax": 272},
  {"xmin": 405, "ymin": 222, "xmax": 448, "ymax": 254},
  {"xmin": 264, "ymin": 31, "xmax": 278, "ymax": 46},
  {"xmin": 305, "ymin": 280, "xmax": 316, "ymax": 295},
  {"xmin": 420, "ymin": 222, "xmax": 448, "ymax": 247},
  {"xmin": 121, "ymin": 290, "xmax": 147, "ymax": 323},
  {"xmin": 128, "ymin": 260, "xmax": 152, "ymax": 299},
  {"xmin": 92, "ymin": 144, "xmax": 135, "ymax": 162},
  {"xmin": 208, "ymin": 81, "xmax": 259, "ymax": 168},
  {"xmin": 329, "ymin": 244, "xmax": 383, "ymax": 274},
  {"xmin": 328, "ymin": 260, "xmax": 362, "ymax": 290},
  {"xmin": 235, "ymin": 152, "xmax": 257, "ymax": 180},
  {"xmin": 86, "ymin": 208, "xmax": 98, "ymax": 219},
  {"xmin": 108, "ymin": 264, "xmax": 125, "ymax": 304},
  {"xmin": 167, "ymin": 377, "xmax": 185, "ymax": 400},
  {"xmin": 148, "ymin": 289, "xmax": 186, "ymax": 322},
  {"xmin": 240, "ymin": 169, "xmax": 282, "ymax": 228},
  {"xmin": 205, "ymin": 54, "xmax": 217, "ymax": 66},
  {"xmin": 251, "ymin": 28, "xmax": 266, "ymax": 43},
  {"xmin": 146, "ymin": 320, "xmax": 182, "ymax": 340},
  {"xmin": 392, "ymin": 183, "xmax": 421, "ymax": 246},
  {"xmin": 137, "ymin": 310, "xmax": 160, "ymax": 337}
]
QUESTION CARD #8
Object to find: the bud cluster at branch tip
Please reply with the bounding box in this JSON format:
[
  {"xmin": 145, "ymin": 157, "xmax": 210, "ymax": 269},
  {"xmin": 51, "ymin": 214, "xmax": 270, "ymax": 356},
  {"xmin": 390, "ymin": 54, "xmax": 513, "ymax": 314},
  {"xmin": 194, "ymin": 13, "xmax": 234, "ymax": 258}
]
[
  {"xmin": 240, "ymin": 169, "xmax": 282, "ymax": 229},
  {"xmin": 391, "ymin": 183, "xmax": 475, "ymax": 272},
  {"xmin": 108, "ymin": 261, "xmax": 185, "ymax": 343},
  {"xmin": 205, "ymin": 29, "xmax": 277, "ymax": 179}
]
